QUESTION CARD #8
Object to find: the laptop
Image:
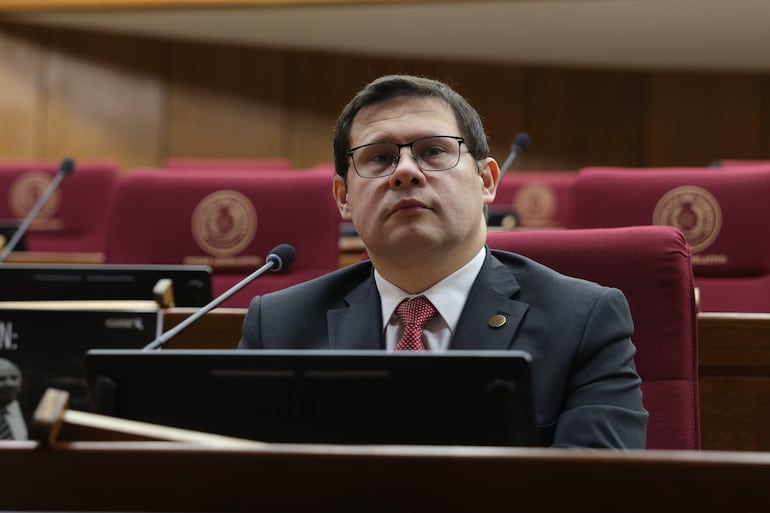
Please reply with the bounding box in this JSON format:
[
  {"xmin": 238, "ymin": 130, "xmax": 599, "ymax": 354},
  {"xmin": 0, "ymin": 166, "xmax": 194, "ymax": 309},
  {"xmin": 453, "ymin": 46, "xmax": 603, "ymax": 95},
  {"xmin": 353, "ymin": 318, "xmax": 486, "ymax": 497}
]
[{"xmin": 85, "ymin": 349, "xmax": 537, "ymax": 447}]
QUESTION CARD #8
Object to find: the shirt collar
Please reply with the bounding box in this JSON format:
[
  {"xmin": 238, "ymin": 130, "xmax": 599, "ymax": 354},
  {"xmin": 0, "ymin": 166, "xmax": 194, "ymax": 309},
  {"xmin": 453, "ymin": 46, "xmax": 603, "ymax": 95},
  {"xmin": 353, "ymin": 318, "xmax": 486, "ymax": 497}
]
[{"xmin": 375, "ymin": 246, "xmax": 487, "ymax": 333}]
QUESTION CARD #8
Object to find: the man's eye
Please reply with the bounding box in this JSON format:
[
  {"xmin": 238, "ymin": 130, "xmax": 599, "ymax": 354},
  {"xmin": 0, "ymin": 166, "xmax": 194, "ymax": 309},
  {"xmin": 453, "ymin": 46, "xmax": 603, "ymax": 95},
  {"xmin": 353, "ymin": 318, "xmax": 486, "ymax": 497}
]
[
  {"xmin": 421, "ymin": 146, "xmax": 447, "ymax": 157},
  {"xmin": 367, "ymin": 152, "xmax": 395, "ymax": 164}
]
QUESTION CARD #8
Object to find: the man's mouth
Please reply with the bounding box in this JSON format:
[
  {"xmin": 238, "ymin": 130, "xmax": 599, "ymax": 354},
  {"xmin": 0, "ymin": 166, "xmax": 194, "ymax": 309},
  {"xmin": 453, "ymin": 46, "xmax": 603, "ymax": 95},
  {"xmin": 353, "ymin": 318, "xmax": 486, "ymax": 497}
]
[{"xmin": 390, "ymin": 199, "xmax": 430, "ymax": 216}]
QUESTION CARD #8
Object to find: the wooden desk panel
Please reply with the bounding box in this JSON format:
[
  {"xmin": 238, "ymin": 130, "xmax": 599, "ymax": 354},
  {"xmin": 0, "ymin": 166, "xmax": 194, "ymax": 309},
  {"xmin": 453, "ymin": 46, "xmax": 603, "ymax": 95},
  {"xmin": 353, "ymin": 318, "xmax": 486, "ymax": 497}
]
[
  {"xmin": 700, "ymin": 377, "xmax": 770, "ymax": 451},
  {"xmin": 698, "ymin": 312, "xmax": 770, "ymax": 451},
  {"xmin": 3, "ymin": 250, "xmax": 105, "ymax": 264},
  {"xmin": 162, "ymin": 307, "xmax": 242, "ymax": 349},
  {"xmin": 2, "ymin": 442, "xmax": 770, "ymax": 512},
  {"xmin": 699, "ymin": 312, "xmax": 770, "ymax": 374}
]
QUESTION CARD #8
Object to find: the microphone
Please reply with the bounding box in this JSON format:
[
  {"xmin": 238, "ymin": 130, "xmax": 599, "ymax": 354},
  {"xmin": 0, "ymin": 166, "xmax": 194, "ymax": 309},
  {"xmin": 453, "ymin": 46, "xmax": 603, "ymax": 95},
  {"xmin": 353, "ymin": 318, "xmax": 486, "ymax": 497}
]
[
  {"xmin": 499, "ymin": 132, "xmax": 530, "ymax": 178},
  {"xmin": 0, "ymin": 158, "xmax": 75, "ymax": 264},
  {"xmin": 142, "ymin": 243, "xmax": 296, "ymax": 351}
]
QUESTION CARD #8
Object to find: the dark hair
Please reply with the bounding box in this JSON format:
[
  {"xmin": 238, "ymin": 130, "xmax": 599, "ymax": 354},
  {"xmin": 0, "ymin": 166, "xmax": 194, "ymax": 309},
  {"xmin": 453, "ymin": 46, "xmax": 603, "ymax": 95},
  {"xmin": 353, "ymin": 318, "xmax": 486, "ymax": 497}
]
[{"xmin": 333, "ymin": 74, "xmax": 490, "ymax": 180}]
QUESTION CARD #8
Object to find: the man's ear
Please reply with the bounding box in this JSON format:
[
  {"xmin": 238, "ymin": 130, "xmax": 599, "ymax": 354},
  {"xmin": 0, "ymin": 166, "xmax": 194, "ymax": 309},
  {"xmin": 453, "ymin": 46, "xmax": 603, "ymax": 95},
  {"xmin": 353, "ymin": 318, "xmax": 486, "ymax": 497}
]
[
  {"xmin": 333, "ymin": 175, "xmax": 353, "ymax": 221},
  {"xmin": 478, "ymin": 157, "xmax": 500, "ymax": 205}
]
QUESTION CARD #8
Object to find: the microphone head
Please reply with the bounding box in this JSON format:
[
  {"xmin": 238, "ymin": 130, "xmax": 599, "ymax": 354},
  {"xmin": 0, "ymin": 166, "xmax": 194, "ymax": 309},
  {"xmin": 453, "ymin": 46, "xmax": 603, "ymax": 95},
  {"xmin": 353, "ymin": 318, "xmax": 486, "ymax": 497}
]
[
  {"xmin": 512, "ymin": 132, "xmax": 530, "ymax": 153},
  {"xmin": 59, "ymin": 158, "xmax": 76, "ymax": 176},
  {"xmin": 266, "ymin": 244, "xmax": 296, "ymax": 272}
]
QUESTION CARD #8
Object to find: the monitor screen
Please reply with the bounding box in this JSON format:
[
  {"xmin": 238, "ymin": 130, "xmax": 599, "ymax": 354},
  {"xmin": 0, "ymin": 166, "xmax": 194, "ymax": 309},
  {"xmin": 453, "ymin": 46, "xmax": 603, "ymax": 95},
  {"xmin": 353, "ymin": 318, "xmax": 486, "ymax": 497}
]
[
  {"xmin": 0, "ymin": 264, "xmax": 213, "ymax": 307},
  {"xmin": 85, "ymin": 349, "xmax": 537, "ymax": 447},
  {"xmin": 0, "ymin": 221, "xmax": 25, "ymax": 252},
  {"xmin": 1, "ymin": 303, "xmax": 162, "ymax": 437}
]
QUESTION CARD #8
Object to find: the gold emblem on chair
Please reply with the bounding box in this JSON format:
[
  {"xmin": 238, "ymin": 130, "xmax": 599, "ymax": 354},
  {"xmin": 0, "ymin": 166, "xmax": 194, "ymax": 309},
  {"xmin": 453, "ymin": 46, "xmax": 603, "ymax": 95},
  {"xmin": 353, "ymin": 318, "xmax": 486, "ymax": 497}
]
[
  {"xmin": 513, "ymin": 183, "xmax": 557, "ymax": 228},
  {"xmin": 191, "ymin": 190, "xmax": 257, "ymax": 258},
  {"xmin": 9, "ymin": 171, "xmax": 62, "ymax": 229},
  {"xmin": 652, "ymin": 185, "xmax": 722, "ymax": 253}
]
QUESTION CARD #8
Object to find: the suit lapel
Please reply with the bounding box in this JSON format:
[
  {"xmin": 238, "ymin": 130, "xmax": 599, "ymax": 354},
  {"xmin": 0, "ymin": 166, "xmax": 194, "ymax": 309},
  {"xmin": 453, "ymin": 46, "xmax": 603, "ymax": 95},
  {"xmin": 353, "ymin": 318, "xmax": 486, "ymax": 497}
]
[
  {"xmin": 327, "ymin": 272, "xmax": 383, "ymax": 349},
  {"xmin": 451, "ymin": 252, "xmax": 529, "ymax": 350},
  {"xmin": 324, "ymin": 252, "xmax": 528, "ymax": 351}
]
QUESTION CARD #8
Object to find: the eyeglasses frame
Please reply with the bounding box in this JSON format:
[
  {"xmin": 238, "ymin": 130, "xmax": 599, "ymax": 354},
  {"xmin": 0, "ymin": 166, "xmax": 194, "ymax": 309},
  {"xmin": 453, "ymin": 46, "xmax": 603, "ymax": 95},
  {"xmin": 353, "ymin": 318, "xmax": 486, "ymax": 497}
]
[{"xmin": 346, "ymin": 135, "xmax": 466, "ymax": 178}]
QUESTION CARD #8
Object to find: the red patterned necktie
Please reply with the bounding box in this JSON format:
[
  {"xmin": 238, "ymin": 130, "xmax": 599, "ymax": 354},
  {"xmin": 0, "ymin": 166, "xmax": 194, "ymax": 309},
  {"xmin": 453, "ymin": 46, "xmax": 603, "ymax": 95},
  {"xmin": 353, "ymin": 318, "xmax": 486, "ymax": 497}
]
[{"xmin": 395, "ymin": 296, "xmax": 437, "ymax": 351}]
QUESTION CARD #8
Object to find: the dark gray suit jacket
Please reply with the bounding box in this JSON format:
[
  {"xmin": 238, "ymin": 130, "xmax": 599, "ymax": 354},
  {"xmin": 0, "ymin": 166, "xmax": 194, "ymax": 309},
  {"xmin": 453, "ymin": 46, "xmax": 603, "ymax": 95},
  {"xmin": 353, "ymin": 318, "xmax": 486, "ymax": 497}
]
[{"xmin": 239, "ymin": 248, "xmax": 648, "ymax": 448}]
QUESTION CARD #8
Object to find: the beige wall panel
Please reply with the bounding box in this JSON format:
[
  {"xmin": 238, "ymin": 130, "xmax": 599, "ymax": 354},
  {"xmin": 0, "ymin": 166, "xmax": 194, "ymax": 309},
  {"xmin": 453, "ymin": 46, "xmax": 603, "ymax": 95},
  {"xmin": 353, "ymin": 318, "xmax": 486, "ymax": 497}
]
[
  {"xmin": 646, "ymin": 72, "xmax": 762, "ymax": 167},
  {"xmin": 411, "ymin": 60, "xmax": 524, "ymax": 169},
  {"xmin": 522, "ymin": 68, "xmax": 644, "ymax": 170},
  {"xmin": 285, "ymin": 53, "xmax": 409, "ymax": 170},
  {"xmin": 166, "ymin": 42, "xmax": 287, "ymax": 163},
  {"xmin": 43, "ymin": 29, "xmax": 165, "ymax": 170},
  {"xmin": 5, "ymin": 23, "xmax": 770, "ymax": 173},
  {"xmin": 0, "ymin": 25, "xmax": 46, "ymax": 159}
]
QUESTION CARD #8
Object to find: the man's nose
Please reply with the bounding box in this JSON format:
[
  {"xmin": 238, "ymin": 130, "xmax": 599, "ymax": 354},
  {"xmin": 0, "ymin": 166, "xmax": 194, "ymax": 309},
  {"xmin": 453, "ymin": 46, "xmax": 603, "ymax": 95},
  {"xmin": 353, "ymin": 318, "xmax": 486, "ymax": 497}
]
[{"xmin": 389, "ymin": 148, "xmax": 425, "ymax": 186}]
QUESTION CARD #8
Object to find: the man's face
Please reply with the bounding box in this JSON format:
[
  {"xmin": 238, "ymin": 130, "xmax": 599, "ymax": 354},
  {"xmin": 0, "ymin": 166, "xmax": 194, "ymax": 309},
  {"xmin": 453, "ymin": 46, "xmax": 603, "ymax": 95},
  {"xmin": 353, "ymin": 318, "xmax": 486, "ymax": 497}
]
[
  {"xmin": 334, "ymin": 96, "xmax": 499, "ymax": 266},
  {"xmin": 0, "ymin": 359, "xmax": 22, "ymax": 405}
]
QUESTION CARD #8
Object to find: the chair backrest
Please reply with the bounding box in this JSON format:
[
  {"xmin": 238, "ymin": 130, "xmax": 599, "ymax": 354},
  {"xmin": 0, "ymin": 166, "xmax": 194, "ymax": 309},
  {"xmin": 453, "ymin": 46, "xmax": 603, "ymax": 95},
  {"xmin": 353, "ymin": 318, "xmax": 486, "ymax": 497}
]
[
  {"xmin": 568, "ymin": 166, "xmax": 770, "ymax": 312},
  {"xmin": 487, "ymin": 225, "xmax": 699, "ymax": 450},
  {"xmin": 104, "ymin": 169, "xmax": 340, "ymax": 307},
  {"xmin": 0, "ymin": 160, "xmax": 119, "ymax": 252},
  {"xmin": 490, "ymin": 171, "xmax": 576, "ymax": 229},
  {"xmin": 163, "ymin": 157, "xmax": 293, "ymax": 171},
  {"xmin": 714, "ymin": 159, "xmax": 770, "ymax": 168}
]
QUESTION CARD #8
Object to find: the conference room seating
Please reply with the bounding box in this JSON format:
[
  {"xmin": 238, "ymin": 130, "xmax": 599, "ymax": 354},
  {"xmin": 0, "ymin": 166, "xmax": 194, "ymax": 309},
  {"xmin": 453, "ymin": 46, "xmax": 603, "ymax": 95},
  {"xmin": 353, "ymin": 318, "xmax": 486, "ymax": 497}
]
[
  {"xmin": 712, "ymin": 159, "xmax": 770, "ymax": 168},
  {"xmin": 567, "ymin": 166, "xmax": 770, "ymax": 313},
  {"xmin": 163, "ymin": 157, "xmax": 294, "ymax": 171},
  {"xmin": 487, "ymin": 225, "xmax": 699, "ymax": 450},
  {"xmin": 0, "ymin": 160, "xmax": 119, "ymax": 253},
  {"xmin": 489, "ymin": 171, "xmax": 576, "ymax": 229},
  {"xmin": 103, "ymin": 169, "xmax": 340, "ymax": 307}
]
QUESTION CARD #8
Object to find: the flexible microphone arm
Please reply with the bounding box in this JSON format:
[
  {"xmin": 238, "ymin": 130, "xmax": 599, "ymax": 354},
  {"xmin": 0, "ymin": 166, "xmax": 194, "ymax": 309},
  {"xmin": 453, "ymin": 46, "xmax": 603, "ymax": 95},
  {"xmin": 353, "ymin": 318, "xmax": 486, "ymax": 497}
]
[
  {"xmin": 0, "ymin": 158, "xmax": 75, "ymax": 264},
  {"xmin": 499, "ymin": 132, "xmax": 530, "ymax": 178},
  {"xmin": 142, "ymin": 244, "xmax": 296, "ymax": 351}
]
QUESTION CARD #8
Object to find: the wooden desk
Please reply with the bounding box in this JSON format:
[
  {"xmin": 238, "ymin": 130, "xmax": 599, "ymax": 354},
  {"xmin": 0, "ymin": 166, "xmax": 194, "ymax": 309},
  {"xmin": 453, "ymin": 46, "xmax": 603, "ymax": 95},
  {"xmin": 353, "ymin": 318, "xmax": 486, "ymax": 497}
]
[
  {"xmin": 698, "ymin": 312, "xmax": 770, "ymax": 452},
  {"xmin": 2, "ymin": 441, "xmax": 770, "ymax": 512},
  {"xmin": 3, "ymin": 250, "xmax": 105, "ymax": 264},
  {"xmin": 339, "ymin": 234, "xmax": 364, "ymax": 268},
  {"xmin": 161, "ymin": 309, "xmax": 770, "ymax": 452},
  {"xmin": 162, "ymin": 307, "xmax": 243, "ymax": 349}
]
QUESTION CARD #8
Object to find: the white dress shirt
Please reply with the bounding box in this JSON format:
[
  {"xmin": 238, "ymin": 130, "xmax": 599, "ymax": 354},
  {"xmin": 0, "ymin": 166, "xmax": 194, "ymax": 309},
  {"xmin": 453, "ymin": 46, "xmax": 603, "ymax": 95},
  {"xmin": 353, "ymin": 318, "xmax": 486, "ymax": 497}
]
[{"xmin": 375, "ymin": 246, "xmax": 486, "ymax": 352}]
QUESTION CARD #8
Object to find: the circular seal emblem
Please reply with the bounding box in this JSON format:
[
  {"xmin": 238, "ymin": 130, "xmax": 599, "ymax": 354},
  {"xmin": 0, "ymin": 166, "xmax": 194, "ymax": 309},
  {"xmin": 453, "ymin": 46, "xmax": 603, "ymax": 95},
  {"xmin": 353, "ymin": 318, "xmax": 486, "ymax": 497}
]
[
  {"xmin": 512, "ymin": 183, "xmax": 557, "ymax": 227},
  {"xmin": 191, "ymin": 190, "xmax": 257, "ymax": 257},
  {"xmin": 9, "ymin": 171, "xmax": 61, "ymax": 224},
  {"xmin": 652, "ymin": 185, "xmax": 722, "ymax": 253}
]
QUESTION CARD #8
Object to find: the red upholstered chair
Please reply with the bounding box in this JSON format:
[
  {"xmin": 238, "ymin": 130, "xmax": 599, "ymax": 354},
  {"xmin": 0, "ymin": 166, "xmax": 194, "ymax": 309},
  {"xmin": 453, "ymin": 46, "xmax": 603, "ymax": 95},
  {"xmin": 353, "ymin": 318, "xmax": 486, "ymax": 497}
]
[
  {"xmin": 714, "ymin": 159, "xmax": 770, "ymax": 167},
  {"xmin": 104, "ymin": 169, "xmax": 340, "ymax": 308},
  {"xmin": 0, "ymin": 160, "xmax": 119, "ymax": 252},
  {"xmin": 487, "ymin": 226, "xmax": 699, "ymax": 450},
  {"xmin": 568, "ymin": 166, "xmax": 770, "ymax": 313},
  {"xmin": 490, "ymin": 171, "xmax": 576, "ymax": 229},
  {"xmin": 163, "ymin": 157, "xmax": 294, "ymax": 171}
]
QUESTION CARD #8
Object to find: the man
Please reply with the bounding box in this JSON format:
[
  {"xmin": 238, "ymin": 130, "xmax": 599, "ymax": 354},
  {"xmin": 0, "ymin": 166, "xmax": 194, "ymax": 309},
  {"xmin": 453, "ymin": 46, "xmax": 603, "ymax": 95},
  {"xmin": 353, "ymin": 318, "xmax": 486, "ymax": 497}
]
[
  {"xmin": 240, "ymin": 74, "xmax": 647, "ymax": 448},
  {"xmin": 0, "ymin": 358, "xmax": 27, "ymax": 440}
]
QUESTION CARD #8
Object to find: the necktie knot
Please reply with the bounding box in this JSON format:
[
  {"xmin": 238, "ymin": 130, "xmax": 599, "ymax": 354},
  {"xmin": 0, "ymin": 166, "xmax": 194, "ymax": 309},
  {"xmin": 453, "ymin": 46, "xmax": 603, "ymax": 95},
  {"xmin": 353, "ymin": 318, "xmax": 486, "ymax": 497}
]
[{"xmin": 395, "ymin": 296, "xmax": 437, "ymax": 351}]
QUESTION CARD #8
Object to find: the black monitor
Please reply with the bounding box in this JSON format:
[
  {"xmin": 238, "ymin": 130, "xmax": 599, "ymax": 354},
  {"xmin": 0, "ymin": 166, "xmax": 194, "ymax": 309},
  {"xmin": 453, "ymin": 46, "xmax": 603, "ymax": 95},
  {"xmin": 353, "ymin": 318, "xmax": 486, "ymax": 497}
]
[
  {"xmin": 0, "ymin": 263, "xmax": 213, "ymax": 307},
  {"xmin": 85, "ymin": 349, "xmax": 537, "ymax": 447},
  {"xmin": 0, "ymin": 221, "xmax": 25, "ymax": 252}
]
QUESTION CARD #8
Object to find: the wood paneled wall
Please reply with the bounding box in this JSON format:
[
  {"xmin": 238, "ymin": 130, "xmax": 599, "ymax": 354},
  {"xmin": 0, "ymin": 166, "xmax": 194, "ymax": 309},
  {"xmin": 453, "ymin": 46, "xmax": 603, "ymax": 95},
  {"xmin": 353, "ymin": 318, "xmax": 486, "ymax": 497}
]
[{"xmin": 1, "ymin": 22, "xmax": 769, "ymax": 172}]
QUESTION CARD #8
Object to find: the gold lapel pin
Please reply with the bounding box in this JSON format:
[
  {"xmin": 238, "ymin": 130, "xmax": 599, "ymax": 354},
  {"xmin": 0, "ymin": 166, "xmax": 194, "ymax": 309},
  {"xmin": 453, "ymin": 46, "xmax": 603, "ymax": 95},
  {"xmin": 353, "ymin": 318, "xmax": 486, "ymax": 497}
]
[{"xmin": 487, "ymin": 315, "xmax": 507, "ymax": 328}]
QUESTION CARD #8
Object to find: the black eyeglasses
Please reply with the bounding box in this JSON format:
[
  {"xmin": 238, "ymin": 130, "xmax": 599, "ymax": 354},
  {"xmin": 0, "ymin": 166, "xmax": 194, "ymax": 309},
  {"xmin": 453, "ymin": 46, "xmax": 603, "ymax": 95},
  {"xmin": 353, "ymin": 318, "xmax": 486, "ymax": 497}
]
[{"xmin": 347, "ymin": 135, "xmax": 466, "ymax": 178}]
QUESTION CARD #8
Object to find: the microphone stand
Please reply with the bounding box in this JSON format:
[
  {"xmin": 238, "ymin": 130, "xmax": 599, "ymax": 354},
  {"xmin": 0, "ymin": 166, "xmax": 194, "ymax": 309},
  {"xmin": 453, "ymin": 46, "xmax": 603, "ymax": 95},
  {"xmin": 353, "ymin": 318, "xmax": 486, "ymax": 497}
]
[
  {"xmin": 0, "ymin": 159, "xmax": 75, "ymax": 264},
  {"xmin": 143, "ymin": 246, "xmax": 294, "ymax": 351}
]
